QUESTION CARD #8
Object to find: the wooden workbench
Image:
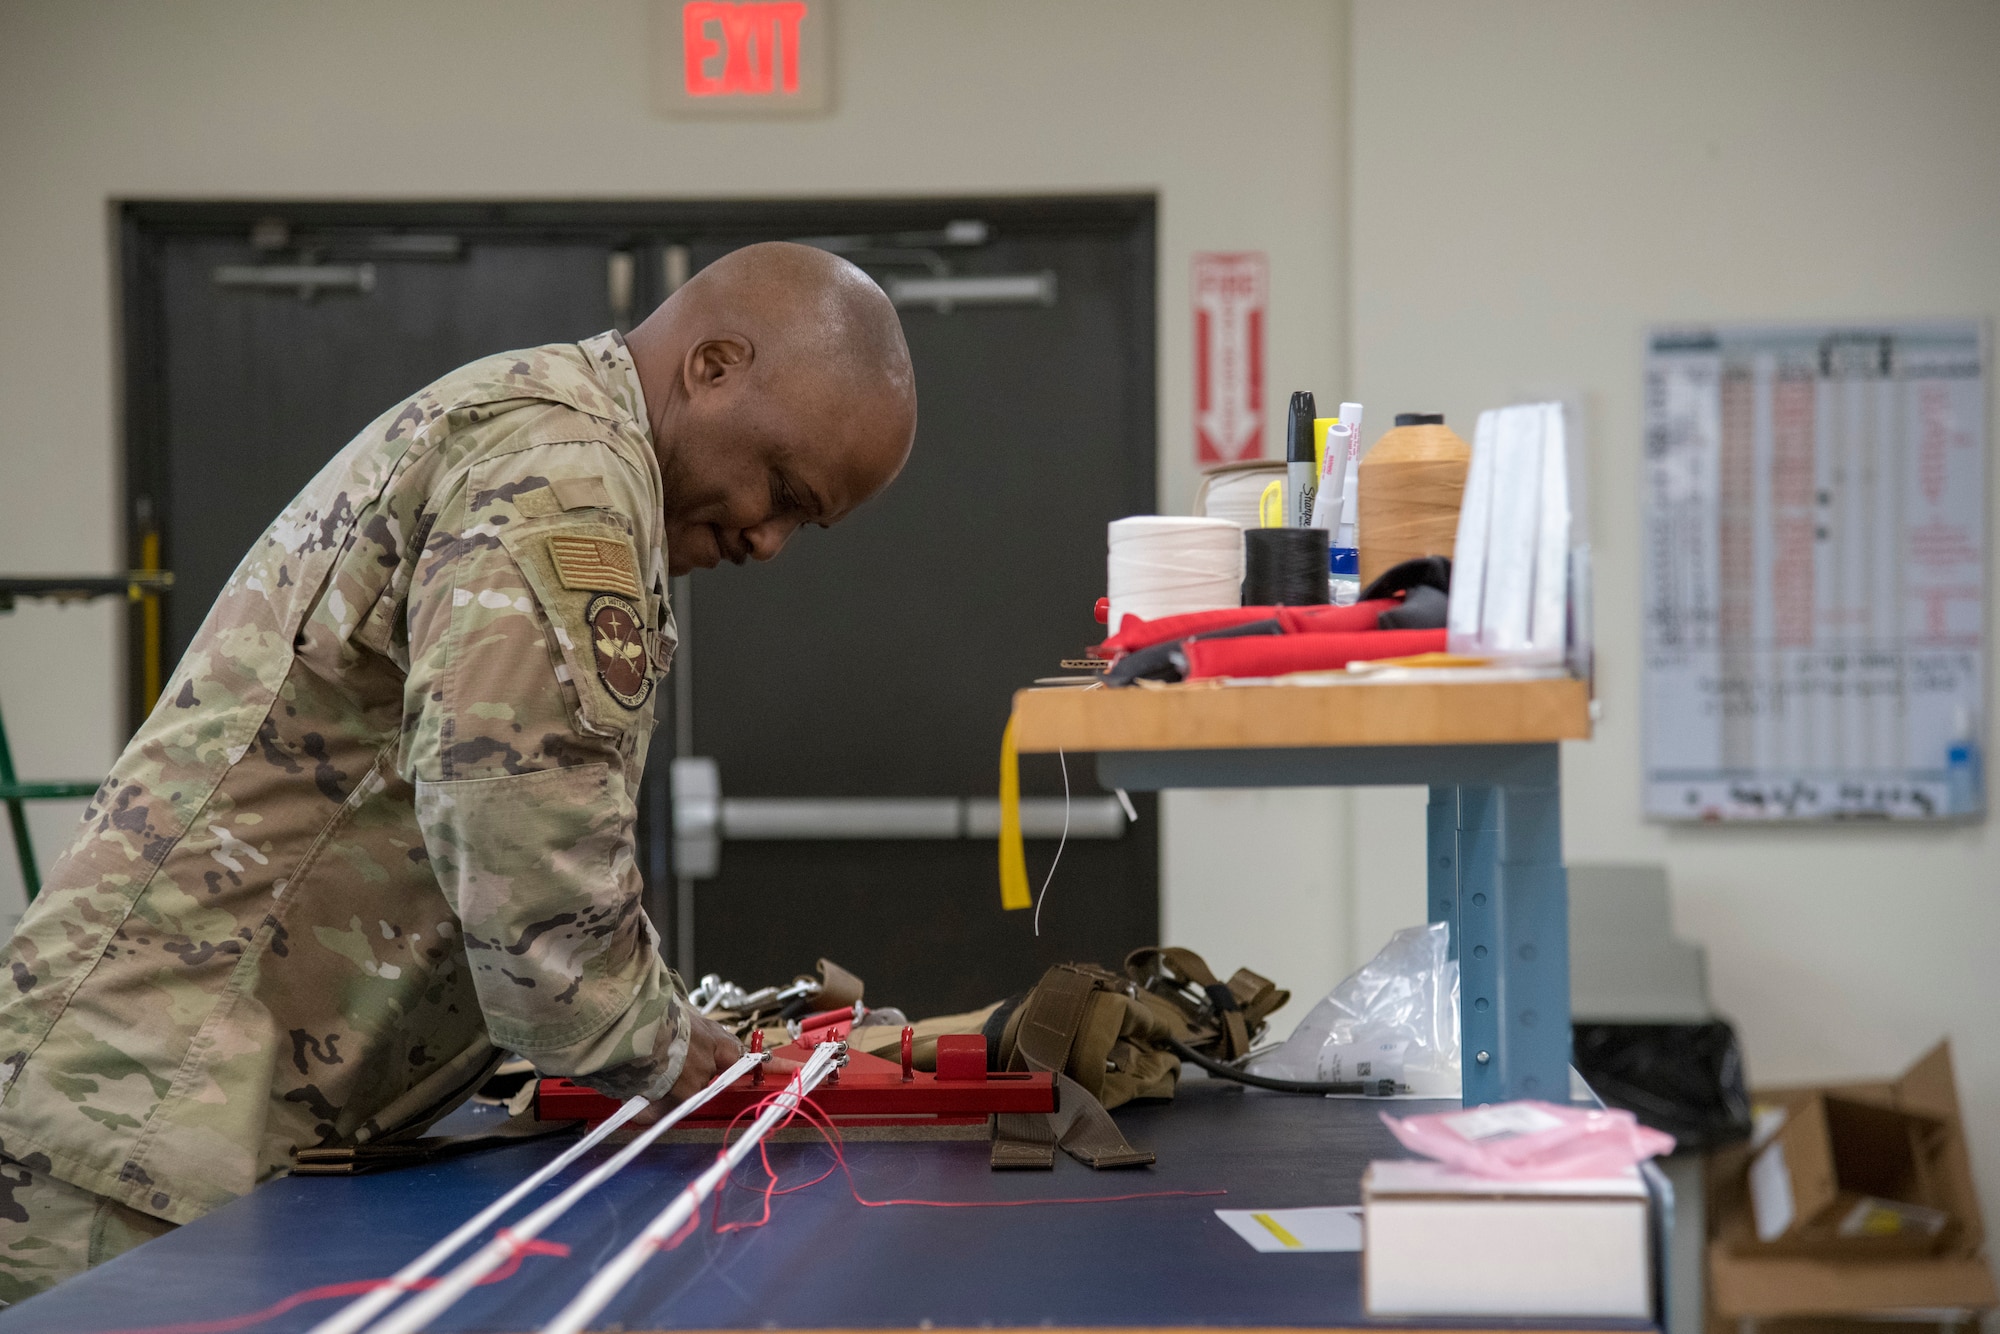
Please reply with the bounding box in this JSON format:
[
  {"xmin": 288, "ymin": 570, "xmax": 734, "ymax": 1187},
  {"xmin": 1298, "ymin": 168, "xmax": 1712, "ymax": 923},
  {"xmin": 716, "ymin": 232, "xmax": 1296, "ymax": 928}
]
[{"xmin": 1011, "ymin": 676, "xmax": 1592, "ymax": 753}]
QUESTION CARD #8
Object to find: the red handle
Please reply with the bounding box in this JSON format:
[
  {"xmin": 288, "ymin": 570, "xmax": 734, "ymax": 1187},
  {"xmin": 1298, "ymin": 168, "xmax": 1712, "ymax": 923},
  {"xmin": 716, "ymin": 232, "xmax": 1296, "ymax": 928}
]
[{"xmin": 799, "ymin": 1007, "xmax": 853, "ymax": 1033}]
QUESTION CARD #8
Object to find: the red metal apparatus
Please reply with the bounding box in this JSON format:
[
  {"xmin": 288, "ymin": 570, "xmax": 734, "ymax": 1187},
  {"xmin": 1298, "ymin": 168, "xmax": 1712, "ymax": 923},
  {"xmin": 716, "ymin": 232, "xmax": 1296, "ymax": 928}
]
[{"xmin": 536, "ymin": 1030, "xmax": 1055, "ymax": 1130}]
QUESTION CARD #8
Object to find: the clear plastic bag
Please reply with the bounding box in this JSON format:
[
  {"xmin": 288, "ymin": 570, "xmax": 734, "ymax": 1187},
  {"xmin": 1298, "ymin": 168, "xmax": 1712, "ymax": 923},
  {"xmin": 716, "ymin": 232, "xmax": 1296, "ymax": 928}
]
[
  {"xmin": 1380, "ymin": 1100, "xmax": 1675, "ymax": 1178},
  {"xmin": 1245, "ymin": 922, "xmax": 1460, "ymax": 1096}
]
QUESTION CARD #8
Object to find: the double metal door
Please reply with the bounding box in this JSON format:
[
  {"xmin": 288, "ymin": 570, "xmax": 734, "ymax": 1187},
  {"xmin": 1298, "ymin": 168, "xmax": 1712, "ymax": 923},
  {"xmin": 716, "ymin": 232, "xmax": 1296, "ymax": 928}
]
[{"xmin": 124, "ymin": 198, "xmax": 1157, "ymax": 1019}]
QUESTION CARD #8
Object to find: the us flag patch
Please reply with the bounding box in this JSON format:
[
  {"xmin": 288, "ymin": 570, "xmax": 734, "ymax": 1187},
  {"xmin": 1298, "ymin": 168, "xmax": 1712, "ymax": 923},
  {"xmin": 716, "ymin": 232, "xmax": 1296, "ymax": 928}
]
[{"xmin": 547, "ymin": 534, "xmax": 642, "ymax": 599}]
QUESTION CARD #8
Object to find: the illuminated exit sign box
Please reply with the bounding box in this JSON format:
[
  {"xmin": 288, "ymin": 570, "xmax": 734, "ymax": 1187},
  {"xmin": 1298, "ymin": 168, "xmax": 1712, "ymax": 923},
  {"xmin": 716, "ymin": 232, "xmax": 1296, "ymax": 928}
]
[{"xmin": 651, "ymin": 0, "xmax": 834, "ymax": 116}]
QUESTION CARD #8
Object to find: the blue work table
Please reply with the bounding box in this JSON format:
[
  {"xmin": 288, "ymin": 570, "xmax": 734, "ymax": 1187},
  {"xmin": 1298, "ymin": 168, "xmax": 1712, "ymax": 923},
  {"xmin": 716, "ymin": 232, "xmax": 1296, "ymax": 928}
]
[
  {"xmin": 1011, "ymin": 676, "xmax": 1593, "ymax": 1106},
  {"xmin": 4, "ymin": 1078, "xmax": 1655, "ymax": 1334}
]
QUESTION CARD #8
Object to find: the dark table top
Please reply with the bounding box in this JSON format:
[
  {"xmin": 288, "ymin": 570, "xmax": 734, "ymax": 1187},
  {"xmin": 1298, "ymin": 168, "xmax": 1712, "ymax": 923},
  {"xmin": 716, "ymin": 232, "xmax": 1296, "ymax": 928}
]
[{"xmin": 2, "ymin": 1078, "xmax": 1658, "ymax": 1334}]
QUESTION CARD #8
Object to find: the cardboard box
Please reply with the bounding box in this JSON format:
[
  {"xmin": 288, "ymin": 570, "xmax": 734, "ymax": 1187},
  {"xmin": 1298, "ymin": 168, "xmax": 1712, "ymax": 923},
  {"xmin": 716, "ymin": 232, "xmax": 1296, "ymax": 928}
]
[
  {"xmin": 1363, "ymin": 1159, "xmax": 1652, "ymax": 1318},
  {"xmin": 1748, "ymin": 1093, "xmax": 1954, "ymax": 1256},
  {"xmin": 1707, "ymin": 1041, "xmax": 1998, "ymax": 1322}
]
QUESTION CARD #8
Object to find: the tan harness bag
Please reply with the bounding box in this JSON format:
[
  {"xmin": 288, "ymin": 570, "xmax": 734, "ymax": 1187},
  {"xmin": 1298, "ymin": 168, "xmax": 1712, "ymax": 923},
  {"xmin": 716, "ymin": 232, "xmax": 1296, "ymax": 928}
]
[{"xmin": 844, "ymin": 947, "xmax": 1286, "ymax": 1169}]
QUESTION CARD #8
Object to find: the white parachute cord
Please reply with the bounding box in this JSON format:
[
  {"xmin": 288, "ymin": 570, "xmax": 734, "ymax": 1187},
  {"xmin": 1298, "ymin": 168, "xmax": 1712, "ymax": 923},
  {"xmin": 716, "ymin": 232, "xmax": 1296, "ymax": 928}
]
[
  {"xmin": 1032, "ymin": 747, "xmax": 1070, "ymax": 937},
  {"xmin": 308, "ymin": 1093, "xmax": 654, "ymax": 1334},
  {"xmin": 362, "ymin": 1052, "xmax": 764, "ymax": 1334},
  {"xmin": 538, "ymin": 1044, "xmax": 843, "ymax": 1334}
]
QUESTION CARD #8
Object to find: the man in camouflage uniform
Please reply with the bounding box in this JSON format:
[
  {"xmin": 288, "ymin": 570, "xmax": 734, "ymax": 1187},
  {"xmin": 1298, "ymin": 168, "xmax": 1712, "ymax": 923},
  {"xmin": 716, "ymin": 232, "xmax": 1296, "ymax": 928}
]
[{"xmin": 0, "ymin": 242, "xmax": 917, "ymax": 1300}]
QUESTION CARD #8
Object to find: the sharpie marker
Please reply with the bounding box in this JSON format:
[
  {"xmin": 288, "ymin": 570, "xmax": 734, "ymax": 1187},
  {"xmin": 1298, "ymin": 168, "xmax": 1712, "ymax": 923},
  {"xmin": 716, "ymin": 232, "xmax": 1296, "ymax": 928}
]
[{"xmin": 1285, "ymin": 391, "xmax": 1318, "ymax": 527}]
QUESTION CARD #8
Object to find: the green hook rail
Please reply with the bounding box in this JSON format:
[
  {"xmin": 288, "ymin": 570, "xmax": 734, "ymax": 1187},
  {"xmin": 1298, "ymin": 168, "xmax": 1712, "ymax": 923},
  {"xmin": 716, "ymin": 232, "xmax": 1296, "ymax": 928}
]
[{"xmin": 0, "ymin": 572, "xmax": 174, "ymax": 902}]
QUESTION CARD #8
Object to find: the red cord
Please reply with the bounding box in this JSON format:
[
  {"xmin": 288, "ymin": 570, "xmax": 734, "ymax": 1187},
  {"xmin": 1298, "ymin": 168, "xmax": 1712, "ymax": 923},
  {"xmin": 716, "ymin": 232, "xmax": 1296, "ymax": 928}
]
[
  {"xmin": 710, "ymin": 1085, "xmax": 830, "ymax": 1235},
  {"xmin": 708, "ymin": 1092, "xmax": 1225, "ymax": 1231},
  {"xmin": 87, "ymin": 1237, "xmax": 569, "ymax": 1334}
]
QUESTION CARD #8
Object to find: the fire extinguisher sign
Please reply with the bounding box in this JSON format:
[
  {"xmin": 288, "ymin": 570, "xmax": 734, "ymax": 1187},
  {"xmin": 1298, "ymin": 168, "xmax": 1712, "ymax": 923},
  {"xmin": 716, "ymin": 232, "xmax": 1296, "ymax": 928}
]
[{"xmin": 1192, "ymin": 252, "xmax": 1267, "ymax": 464}]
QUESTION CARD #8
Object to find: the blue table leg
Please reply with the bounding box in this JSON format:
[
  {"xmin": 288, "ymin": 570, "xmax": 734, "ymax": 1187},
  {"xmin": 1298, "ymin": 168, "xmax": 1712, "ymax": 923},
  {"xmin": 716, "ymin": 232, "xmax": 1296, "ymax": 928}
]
[
  {"xmin": 1426, "ymin": 787, "xmax": 1459, "ymax": 960},
  {"xmin": 1428, "ymin": 746, "xmax": 1570, "ymax": 1106}
]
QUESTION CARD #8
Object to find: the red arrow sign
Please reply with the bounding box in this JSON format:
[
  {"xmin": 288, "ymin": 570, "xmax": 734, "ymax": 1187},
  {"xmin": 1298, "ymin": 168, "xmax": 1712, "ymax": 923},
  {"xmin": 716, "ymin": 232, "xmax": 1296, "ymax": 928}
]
[{"xmin": 1193, "ymin": 252, "xmax": 1267, "ymax": 464}]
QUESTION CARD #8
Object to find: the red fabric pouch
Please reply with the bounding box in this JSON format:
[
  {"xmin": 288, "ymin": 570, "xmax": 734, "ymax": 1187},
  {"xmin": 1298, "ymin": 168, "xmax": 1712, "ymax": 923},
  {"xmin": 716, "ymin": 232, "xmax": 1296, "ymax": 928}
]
[
  {"xmin": 1276, "ymin": 601, "xmax": 1398, "ymax": 634},
  {"xmin": 1182, "ymin": 628, "xmax": 1447, "ymax": 680},
  {"xmin": 1092, "ymin": 607, "xmax": 1276, "ymax": 658},
  {"xmin": 1095, "ymin": 599, "xmax": 1402, "ymax": 658}
]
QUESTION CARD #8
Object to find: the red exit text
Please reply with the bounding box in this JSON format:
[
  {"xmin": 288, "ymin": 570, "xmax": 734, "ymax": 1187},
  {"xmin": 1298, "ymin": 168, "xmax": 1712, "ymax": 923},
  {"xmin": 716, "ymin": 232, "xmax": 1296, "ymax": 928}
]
[{"xmin": 682, "ymin": 1, "xmax": 811, "ymax": 98}]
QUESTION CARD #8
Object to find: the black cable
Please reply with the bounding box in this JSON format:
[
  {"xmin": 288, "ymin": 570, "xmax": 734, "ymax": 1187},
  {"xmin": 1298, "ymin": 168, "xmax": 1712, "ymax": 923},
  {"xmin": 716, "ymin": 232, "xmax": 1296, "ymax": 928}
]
[{"xmin": 1166, "ymin": 1036, "xmax": 1398, "ymax": 1097}]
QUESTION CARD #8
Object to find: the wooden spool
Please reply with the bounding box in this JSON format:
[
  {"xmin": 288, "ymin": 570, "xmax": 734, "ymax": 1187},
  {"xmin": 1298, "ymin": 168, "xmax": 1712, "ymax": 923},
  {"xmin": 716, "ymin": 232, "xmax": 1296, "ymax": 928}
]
[{"xmin": 1357, "ymin": 417, "xmax": 1471, "ymax": 586}]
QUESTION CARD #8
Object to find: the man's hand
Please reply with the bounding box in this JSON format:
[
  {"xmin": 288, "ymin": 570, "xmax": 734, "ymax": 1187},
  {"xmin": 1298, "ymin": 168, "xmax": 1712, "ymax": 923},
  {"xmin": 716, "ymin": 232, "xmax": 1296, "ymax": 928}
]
[
  {"xmin": 654, "ymin": 1013, "xmax": 804, "ymax": 1111},
  {"xmin": 666, "ymin": 1013, "xmax": 743, "ymax": 1103}
]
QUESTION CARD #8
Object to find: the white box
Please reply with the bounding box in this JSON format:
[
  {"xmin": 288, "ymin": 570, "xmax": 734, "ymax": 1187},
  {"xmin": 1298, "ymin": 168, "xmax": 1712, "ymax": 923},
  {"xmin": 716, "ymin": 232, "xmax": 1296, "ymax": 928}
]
[{"xmin": 1363, "ymin": 1159, "xmax": 1652, "ymax": 1318}]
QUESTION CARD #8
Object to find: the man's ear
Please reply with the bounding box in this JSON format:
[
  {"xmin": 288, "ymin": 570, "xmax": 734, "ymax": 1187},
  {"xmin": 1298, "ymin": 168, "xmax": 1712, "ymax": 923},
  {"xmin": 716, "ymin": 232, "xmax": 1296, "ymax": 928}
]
[{"xmin": 683, "ymin": 335, "xmax": 754, "ymax": 396}]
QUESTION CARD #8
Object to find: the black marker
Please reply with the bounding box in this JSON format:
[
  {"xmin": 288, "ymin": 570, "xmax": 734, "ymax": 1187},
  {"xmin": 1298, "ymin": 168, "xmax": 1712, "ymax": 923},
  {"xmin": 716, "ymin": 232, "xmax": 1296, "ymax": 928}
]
[{"xmin": 1286, "ymin": 390, "xmax": 1318, "ymax": 527}]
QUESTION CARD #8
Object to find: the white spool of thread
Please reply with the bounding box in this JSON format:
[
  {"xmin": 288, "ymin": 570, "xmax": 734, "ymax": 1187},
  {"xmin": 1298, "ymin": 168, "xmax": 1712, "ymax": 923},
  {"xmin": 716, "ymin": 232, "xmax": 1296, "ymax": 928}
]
[
  {"xmin": 1195, "ymin": 462, "xmax": 1287, "ymax": 530},
  {"xmin": 1106, "ymin": 516, "xmax": 1244, "ymax": 634}
]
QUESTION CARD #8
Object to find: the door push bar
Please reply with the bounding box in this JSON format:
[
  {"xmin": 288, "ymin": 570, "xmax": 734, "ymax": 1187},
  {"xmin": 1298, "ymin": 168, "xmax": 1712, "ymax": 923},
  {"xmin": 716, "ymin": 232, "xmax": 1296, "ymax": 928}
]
[{"xmin": 668, "ymin": 756, "xmax": 1126, "ymax": 879}]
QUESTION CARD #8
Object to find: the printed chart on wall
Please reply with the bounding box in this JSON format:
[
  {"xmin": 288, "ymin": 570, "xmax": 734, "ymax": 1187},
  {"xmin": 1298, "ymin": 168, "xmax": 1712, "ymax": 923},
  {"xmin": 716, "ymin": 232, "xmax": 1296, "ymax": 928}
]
[{"xmin": 1643, "ymin": 321, "xmax": 1986, "ymax": 822}]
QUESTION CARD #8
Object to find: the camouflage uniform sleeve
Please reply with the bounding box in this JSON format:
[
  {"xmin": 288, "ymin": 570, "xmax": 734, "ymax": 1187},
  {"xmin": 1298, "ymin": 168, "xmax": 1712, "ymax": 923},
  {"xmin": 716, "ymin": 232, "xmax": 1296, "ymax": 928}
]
[{"xmin": 402, "ymin": 437, "xmax": 690, "ymax": 1102}]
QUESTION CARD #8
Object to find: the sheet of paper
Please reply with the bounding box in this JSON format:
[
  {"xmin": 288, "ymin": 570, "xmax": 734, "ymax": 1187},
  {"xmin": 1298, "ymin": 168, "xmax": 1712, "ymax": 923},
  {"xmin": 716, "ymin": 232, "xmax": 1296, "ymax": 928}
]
[
  {"xmin": 1216, "ymin": 1206, "xmax": 1364, "ymax": 1253},
  {"xmin": 1528, "ymin": 402, "xmax": 1570, "ymax": 658},
  {"xmin": 1448, "ymin": 409, "xmax": 1499, "ymax": 654},
  {"xmin": 1480, "ymin": 404, "xmax": 1543, "ymax": 653},
  {"xmin": 1642, "ymin": 321, "xmax": 1987, "ymax": 821}
]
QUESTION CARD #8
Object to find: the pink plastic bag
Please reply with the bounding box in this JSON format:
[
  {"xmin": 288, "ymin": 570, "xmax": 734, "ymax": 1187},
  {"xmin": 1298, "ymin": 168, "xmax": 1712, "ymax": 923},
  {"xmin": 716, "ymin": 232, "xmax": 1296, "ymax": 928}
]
[{"xmin": 1380, "ymin": 1101, "xmax": 1675, "ymax": 1179}]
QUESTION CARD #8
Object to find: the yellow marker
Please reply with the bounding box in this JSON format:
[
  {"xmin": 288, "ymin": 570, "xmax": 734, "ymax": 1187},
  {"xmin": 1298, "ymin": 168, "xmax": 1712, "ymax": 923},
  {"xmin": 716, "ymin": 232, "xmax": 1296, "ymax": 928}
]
[
  {"xmin": 1357, "ymin": 652, "xmax": 1494, "ymax": 669},
  {"xmin": 1253, "ymin": 1212, "xmax": 1304, "ymax": 1248},
  {"xmin": 1257, "ymin": 479, "xmax": 1284, "ymax": 528},
  {"xmin": 1313, "ymin": 417, "xmax": 1335, "ymax": 474},
  {"xmin": 998, "ymin": 715, "xmax": 1031, "ymax": 909}
]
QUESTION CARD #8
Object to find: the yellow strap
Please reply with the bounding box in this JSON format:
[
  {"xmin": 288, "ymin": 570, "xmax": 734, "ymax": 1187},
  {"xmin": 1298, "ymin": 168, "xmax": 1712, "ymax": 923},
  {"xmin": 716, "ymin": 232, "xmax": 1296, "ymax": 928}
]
[
  {"xmin": 140, "ymin": 530, "xmax": 163, "ymax": 711},
  {"xmin": 998, "ymin": 714, "xmax": 1031, "ymax": 909}
]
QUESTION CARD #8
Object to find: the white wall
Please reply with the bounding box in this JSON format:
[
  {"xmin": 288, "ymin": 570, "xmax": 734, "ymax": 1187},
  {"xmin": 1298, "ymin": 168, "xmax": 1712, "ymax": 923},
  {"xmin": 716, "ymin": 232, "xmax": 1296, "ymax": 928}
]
[
  {"xmin": 7, "ymin": 0, "xmax": 1996, "ymax": 1231},
  {"xmin": 0, "ymin": 1, "xmax": 1355, "ymax": 1006},
  {"xmin": 1349, "ymin": 0, "xmax": 2000, "ymax": 1222}
]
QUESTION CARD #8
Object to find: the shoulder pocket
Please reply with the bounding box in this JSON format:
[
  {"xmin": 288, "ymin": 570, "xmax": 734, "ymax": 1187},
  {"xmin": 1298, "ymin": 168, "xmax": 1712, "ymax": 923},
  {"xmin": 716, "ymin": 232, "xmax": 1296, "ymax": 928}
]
[{"xmin": 500, "ymin": 520, "xmax": 658, "ymax": 736}]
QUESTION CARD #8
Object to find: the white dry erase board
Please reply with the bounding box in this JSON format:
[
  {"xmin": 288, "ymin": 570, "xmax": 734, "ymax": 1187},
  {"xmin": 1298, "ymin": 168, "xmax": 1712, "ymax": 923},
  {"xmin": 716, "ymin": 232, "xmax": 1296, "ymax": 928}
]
[{"xmin": 1642, "ymin": 321, "xmax": 1986, "ymax": 822}]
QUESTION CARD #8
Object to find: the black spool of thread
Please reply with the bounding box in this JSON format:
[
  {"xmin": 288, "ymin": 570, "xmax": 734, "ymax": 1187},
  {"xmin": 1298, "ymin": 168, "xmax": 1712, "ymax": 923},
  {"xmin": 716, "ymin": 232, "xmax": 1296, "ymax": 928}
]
[{"xmin": 1242, "ymin": 527, "xmax": 1331, "ymax": 606}]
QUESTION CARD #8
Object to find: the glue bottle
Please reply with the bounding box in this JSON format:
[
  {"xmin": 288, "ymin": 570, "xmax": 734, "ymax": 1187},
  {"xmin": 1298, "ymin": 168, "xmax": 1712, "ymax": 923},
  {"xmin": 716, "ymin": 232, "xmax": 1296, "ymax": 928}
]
[{"xmin": 1330, "ymin": 401, "xmax": 1365, "ymax": 604}]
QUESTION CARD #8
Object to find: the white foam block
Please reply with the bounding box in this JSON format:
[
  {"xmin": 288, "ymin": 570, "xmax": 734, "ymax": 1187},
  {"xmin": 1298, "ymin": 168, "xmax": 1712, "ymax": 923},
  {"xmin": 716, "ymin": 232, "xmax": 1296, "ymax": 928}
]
[{"xmin": 1364, "ymin": 1160, "xmax": 1651, "ymax": 1318}]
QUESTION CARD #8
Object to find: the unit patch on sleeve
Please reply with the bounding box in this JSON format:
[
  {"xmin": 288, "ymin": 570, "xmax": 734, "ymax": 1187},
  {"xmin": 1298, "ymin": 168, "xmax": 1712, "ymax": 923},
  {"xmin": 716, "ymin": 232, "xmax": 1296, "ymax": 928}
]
[
  {"xmin": 547, "ymin": 534, "xmax": 643, "ymax": 599},
  {"xmin": 587, "ymin": 594, "xmax": 652, "ymax": 709},
  {"xmin": 549, "ymin": 475, "xmax": 615, "ymax": 511}
]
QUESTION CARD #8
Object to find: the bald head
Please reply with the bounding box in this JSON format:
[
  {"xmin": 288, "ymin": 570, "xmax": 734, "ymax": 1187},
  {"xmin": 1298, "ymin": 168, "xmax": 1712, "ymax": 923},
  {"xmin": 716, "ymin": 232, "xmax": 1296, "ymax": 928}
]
[{"xmin": 625, "ymin": 242, "xmax": 917, "ymax": 575}]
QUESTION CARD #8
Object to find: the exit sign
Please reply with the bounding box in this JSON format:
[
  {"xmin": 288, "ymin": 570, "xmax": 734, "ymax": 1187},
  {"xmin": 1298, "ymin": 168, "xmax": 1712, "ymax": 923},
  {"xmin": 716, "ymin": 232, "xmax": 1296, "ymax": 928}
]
[{"xmin": 651, "ymin": 0, "xmax": 834, "ymax": 116}]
